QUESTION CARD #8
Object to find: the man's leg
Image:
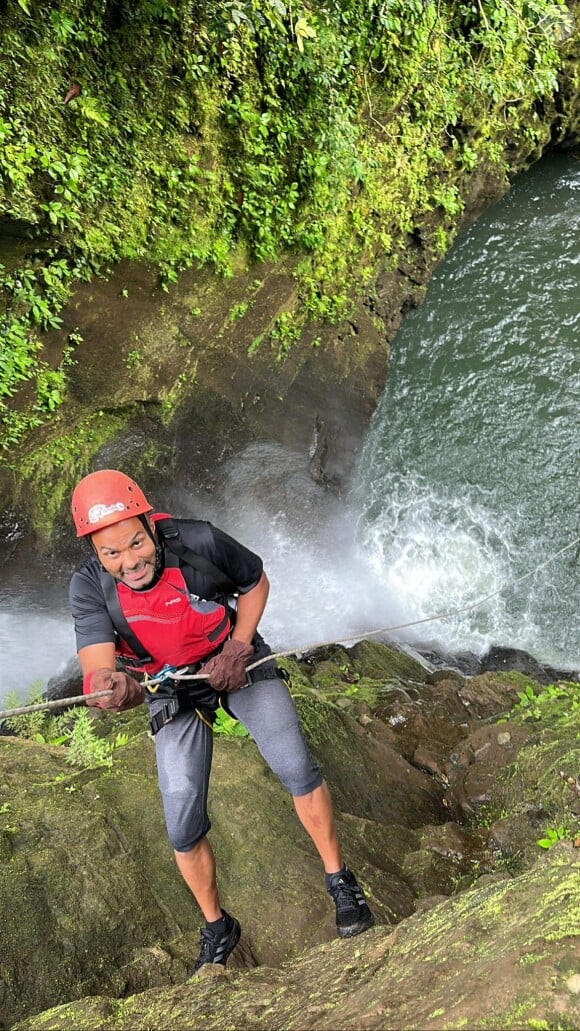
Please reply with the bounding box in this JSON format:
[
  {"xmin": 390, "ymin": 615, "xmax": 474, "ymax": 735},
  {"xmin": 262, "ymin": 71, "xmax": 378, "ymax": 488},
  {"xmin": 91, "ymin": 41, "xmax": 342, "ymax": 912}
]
[
  {"xmin": 228, "ymin": 675, "xmax": 375, "ymax": 937},
  {"xmin": 153, "ymin": 708, "xmax": 241, "ymax": 968},
  {"xmin": 174, "ymin": 837, "xmax": 221, "ymax": 921},
  {"xmin": 229, "ymin": 677, "xmax": 340, "ymax": 866},
  {"xmin": 292, "ymin": 780, "xmax": 342, "ymax": 873}
]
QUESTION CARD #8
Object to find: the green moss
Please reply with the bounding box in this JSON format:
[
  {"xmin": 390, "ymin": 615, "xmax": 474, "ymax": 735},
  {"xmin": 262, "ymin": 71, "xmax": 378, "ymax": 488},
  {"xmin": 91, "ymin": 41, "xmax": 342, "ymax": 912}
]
[
  {"xmin": 488, "ymin": 671, "xmax": 538, "ymax": 690},
  {"xmin": 293, "ymin": 691, "xmax": 344, "ymax": 748},
  {"xmin": 283, "ymin": 658, "xmax": 317, "ymax": 698},
  {"xmin": 349, "ymin": 639, "xmax": 429, "ymax": 684},
  {"xmin": 1, "ymin": 0, "xmax": 577, "ymax": 496},
  {"xmin": 14, "ymin": 409, "xmax": 169, "ymax": 536}
]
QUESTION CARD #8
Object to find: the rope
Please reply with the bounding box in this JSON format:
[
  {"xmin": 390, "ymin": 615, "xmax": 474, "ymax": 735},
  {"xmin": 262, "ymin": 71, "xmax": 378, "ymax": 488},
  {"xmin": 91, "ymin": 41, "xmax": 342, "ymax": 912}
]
[
  {"xmin": 1, "ymin": 534, "xmax": 578, "ymax": 720},
  {"xmin": 0, "ymin": 690, "xmax": 114, "ymax": 719}
]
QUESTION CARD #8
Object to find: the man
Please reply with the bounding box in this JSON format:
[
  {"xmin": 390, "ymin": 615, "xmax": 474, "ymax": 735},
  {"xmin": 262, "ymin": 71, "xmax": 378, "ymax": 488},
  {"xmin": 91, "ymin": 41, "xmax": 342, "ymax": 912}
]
[{"xmin": 69, "ymin": 468, "xmax": 374, "ymax": 972}]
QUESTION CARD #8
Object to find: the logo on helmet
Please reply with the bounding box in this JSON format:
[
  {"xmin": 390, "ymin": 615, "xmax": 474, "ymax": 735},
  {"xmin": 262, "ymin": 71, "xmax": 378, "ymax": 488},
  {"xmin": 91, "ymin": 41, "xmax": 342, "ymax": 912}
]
[{"xmin": 87, "ymin": 502, "xmax": 126, "ymax": 524}]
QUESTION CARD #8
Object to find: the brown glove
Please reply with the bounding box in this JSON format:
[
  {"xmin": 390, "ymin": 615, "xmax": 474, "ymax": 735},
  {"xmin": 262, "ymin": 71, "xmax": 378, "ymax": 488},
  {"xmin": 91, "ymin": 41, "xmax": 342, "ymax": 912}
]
[
  {"xmin": 83, "ymin": 668, "xmax": 145, "ymax": 711},
  {"xmin": 200, "ymin": 639, "xmax": 254, "ymax": 692}
]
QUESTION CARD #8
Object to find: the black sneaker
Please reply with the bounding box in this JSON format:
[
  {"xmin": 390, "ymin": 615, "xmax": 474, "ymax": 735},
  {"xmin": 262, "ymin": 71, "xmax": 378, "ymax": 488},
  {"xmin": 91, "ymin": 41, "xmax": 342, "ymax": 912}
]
[
  {"xmin": 192, "ymin": 911, "xmax": 241, "ymax": 973},
  {"xmin": 326, "ymin": 867, "xmax": 375, "ymax": 939}
]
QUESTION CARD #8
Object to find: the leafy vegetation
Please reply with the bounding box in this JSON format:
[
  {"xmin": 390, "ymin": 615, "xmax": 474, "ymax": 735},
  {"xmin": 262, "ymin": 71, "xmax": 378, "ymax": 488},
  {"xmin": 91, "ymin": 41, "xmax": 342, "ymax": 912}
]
[
  {"xmin": 510, "ymin": 680, "xmax": 580, "ymax": 722},
  {"xmin": 0, "ymin": 688, "xmax": 130, "ymax": 768},
  {"xmin": 506, "ymin": 680, "xmax": 580, "ymax": 851},
  {"xmin": 0, "ymin": 0, "xmax": 576, "ymax": 453},
  {"xmin": 1, "ymin": 686, "xmax": 251, "ymax": 752},
  {"xmin": 213, "ymin": 707, "xmax": 250, "ymax": 737},
  {"xmin": 536, "ymin": 824, "xmax": 568, "ymax": 848}
]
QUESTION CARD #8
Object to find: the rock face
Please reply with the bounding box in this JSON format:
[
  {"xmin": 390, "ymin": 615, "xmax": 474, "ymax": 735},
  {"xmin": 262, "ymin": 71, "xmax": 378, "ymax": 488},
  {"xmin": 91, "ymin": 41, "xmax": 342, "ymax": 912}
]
[
  {"xmin": 1, "ymin": 642, "xmax": 578, "ymax": 1030},
  {"xmin": 13, "ymin": 847, "xmax": 579, "ymax": 1031}
]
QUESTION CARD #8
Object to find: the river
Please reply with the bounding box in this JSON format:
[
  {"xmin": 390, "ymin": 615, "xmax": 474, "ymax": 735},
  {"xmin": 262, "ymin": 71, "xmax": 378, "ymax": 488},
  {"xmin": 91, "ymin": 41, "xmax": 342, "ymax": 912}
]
[
  {"xmin": 351, "ymin": 152, "xmax": 579, "ymax": 669},
  {"xmin": 1, "ymin": 153, "xmax": 578, "ymax": 703}
]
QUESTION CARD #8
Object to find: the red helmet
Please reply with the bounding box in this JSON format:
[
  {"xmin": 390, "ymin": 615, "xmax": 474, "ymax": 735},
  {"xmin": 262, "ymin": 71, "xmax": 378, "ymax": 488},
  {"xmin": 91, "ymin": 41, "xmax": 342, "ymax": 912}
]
[{"xmin": 71, "ymin": 469, "xmax": 153, "ymax": 537}]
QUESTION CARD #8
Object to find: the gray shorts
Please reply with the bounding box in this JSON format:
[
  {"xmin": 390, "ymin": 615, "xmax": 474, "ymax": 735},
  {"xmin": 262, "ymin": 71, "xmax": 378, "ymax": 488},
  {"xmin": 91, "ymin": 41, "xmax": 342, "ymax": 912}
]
[{"xmin": 152, "ymin": 676, "xmax": 322, "ymax": 851}]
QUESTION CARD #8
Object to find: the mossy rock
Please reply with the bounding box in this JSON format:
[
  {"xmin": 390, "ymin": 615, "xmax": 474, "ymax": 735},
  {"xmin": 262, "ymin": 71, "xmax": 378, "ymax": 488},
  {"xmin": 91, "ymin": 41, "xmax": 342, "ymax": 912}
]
[
  {"xmin": 447, "ymin": 681, "xmax": 580, "ymax": 868},
  {"xmin": 13, "ymin": 846, "xmax": 580, "ymax": 1030},
  {"xmin": 293, "ymin": 690, "xmax": 444, "ymax": 830},
  {"xmin": 0, "ymin": 688, "xmax": 430, "ymax": 1028},
  {"xmin": 348, "ymin": 640, "xmax": 430, "ymax": 685},
  {"xmin": 286, "ymin": 640, "xmax": 429, "ymax": 711}
]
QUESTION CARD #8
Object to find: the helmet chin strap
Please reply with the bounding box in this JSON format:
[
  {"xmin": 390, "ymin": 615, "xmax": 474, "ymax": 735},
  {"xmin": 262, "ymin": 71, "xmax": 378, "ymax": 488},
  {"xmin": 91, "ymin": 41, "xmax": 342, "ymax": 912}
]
[
  {"xmin": 87, "ymin": 534, "xmax": 104, "ymax": 570},
  {"xmin": 139, "ymin": 514, "xmax": 165, "ymax": 576}
]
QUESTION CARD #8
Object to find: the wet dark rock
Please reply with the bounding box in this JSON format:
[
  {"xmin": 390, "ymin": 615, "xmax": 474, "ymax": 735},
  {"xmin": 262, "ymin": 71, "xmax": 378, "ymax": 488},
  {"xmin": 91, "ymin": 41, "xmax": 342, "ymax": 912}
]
[
  {"xmin": 479, "ymin": 646, "xmax": 579, "ymax": 685},
  {"xmin": 417, "ymin": 645, "xmax": 579, "ymax": 684},
  {"xmin": 427, "ymin": 667, "xmax": 466, "ymax": 686},
  {"xmin": 457, "ymin": 671, "xmax": 528, "ymax": 720},
  {"xmin": 487, "ymin": 811, "xmax": 549, "ymax": 857},
  {"xmin": 411, "ymin": 745, "xmax": 448, "ymax": 782},
  {"xmin": 401, "ymin": 832, "xmax": 488, "ymax": 898},
  {"xmin": 416, "ymin": 648, "xmax": 484, "ymax": 677},
  {"xmin": 0, "ymin": 509, "xmax": 30, "ymax": 562},
  {"xmin": 419, "ymin": 821, "xmax": 488, "ymax": 862},
  {"xmin": 308, "ymin": 413, "xmax": 342, "ymax": 494},
  {"xmin": 45, "ymin": 656, "xmax": 82, "ymax": 700},
  {"xmin": 413, "ymin": 893, "xmax": 448, "ymax": 914},
  {"xmin": 444, "ymin": 722, "xmax": 534, "ymax": 820}
]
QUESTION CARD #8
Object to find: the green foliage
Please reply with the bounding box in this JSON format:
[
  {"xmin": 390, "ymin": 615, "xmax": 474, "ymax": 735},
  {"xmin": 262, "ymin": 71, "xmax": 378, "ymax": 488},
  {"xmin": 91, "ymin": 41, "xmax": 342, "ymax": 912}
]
[
  {"xmin": 339, "ymin": 663, "xmax": 360, "ymax": 681},
  {"xmin": 213, "ymin": 707, "xmax": 249, "ymax": 737},
  {"xmin": 0, "ymin": 0, "xmax": 573, "ymax": 450},
  {"xmin": 1, "ymin": 689, "xmax": 129, "ymax": 769},
  {"xmin": 271, "ymin": 310, "xmax": 301, "ymax": 359},
  {"xmin": 0, "ymin": 684, "xmax": 58, "ymax": 740},
  {"xmin": 536, "ymin": 824, "xmax": 568, "ymax": 849},
  {"xmin": 247, "ymin": 332, "xmax": 265, "ymax": 355},
  {"xmin": 504, "ymin": 680, "xmax": 580, "ymax": 852},
  {"xmin": 511, "ymin": 681, "xmax": 579, "ymax": 722},
  {"xmin": 125, "ymin": 349, "xmax": 143, "ymax": 370},
  {"xmin": 64, "ymin": 708, "xmax": 129, "ymax": 769},
  {"xmin": 226, "ymin": 299, "xmax": 251, "ymax": 324}
]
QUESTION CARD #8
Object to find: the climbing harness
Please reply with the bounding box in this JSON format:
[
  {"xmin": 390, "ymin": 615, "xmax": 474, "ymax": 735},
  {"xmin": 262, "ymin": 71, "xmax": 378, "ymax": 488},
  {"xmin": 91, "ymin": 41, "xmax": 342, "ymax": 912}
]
[
  {"xmin": 142, "ymin": 662, "xmax": 278, "ymax": 737},
  {"xmin": 145, "ymin": 666, "xmax": 215, "ymax": 736},
  {"xmin": 0, "ymin": 533, "xmax": 578, "ymax": 721}
]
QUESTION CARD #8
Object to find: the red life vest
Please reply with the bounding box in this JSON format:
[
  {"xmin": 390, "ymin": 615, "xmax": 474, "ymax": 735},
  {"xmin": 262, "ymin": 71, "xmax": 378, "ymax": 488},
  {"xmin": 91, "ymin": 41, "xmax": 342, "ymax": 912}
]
[{"xmin": 114, "ymin": 565, "xmax": 231, "ymax": 674}]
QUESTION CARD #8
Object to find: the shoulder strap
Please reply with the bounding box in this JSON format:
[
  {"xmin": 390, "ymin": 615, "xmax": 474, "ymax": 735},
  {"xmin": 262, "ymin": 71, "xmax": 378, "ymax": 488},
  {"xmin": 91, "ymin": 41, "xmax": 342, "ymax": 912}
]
[{"xmin": 155, "ymin": 517, "xmax": 236, "ymax": 595}]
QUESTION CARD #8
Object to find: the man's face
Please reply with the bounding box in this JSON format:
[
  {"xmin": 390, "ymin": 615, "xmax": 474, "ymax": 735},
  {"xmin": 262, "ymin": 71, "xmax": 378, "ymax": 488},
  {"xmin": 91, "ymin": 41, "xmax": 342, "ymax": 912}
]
[{"xmin": 91, "ymin": 516, "xmax": 157, "ymax": 588}]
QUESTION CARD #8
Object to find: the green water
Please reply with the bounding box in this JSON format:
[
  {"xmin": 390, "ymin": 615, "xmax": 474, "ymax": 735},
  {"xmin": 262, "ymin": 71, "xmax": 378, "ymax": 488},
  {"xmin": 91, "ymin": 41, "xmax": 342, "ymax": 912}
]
[{"xmin": 354, "ymin": 153, "xmax": 579, "ymax": 669}]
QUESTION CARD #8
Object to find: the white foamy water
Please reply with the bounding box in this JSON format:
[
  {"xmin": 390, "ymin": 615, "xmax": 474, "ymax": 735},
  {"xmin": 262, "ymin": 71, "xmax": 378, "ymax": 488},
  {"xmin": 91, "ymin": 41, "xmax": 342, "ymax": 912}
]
[
  {"xmin": 354, "ymin": 473, "xmax": 541, "ymax": 659},
  {"xmin": 0, "ymin": 607, "xmax": 76, "ymax": 702},
  {"xmin": 186, "ymin": 443, "xmax": 557, "ymax": 666},
  {"xmin": 167, "ymin": 442, "xmax": 403, "ymax": 656}
]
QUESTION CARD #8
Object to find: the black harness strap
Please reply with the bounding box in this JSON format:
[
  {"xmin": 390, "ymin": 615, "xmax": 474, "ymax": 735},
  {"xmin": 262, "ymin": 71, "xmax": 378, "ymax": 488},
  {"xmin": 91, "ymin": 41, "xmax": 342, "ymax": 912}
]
[
  {"xmin": 148, "ymin": 693, "xmax": 215, "ymax": 736},
  {"xmin": 156, "ymin": 518, "xmax": 236, "ymax": 595},
  {"xmin": 148, "ymin": 662, "xmax": 284, "ymax": 736}
]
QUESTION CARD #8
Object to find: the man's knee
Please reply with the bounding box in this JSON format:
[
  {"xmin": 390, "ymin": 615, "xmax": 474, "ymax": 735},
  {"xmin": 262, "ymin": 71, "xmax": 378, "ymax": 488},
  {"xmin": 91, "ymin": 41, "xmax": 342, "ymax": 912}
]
[
  {"xmin": 280, "ymin": 765, "xmax": 323, "ymax": 797},
  {"xmin": 173, "ymin": 832, "xmax": 208, "ymax": 857},
  {"xmin": 166, "ymin": 811, "xmax": 211, "ymax": 852}
]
